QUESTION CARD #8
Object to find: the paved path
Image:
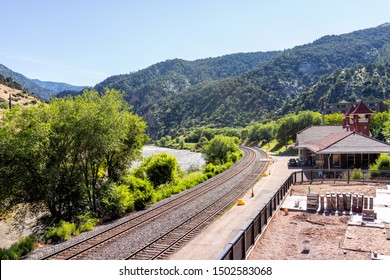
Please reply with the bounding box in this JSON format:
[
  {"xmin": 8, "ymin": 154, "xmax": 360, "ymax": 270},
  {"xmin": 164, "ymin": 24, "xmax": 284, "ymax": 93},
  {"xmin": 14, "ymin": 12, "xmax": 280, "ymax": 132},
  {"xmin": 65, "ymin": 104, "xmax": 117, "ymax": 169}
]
[{"xmin": 169, "ymin": 154, "xmax": 299, "ymax": 260}]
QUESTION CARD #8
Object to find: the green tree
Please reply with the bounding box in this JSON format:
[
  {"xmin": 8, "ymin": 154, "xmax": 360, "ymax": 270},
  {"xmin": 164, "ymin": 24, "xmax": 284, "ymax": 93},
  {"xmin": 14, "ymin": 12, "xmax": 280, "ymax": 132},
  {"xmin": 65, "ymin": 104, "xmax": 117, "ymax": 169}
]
[
  {"xmin": 372, "ymin": 111, "xmax": 390, "ymax": 140},
  {"xmin": 202, "ymin": 135, "xmax": 241, "ymax": 165},
  {"xmin": 0, "ymin": 88, "xmax": 148, "ymax": 220},
  {"xmin": 324, "ymin": 113, "xmax": 343, "ymax": 125},
  {"xmin": 195, "ymin": 136, "xmax": 209, "ymax": 150},
  {"xmin": 141, "ymin": 152, "xmax": 180, "ymax": 188}
]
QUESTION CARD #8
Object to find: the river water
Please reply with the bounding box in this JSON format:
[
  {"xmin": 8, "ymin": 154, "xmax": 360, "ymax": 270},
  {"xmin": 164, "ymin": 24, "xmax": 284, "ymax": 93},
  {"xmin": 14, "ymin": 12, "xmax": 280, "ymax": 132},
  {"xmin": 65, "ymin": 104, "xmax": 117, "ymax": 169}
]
[{"xmin": 135, "ymin": 145, "xmax": 206, "ymax": 172}]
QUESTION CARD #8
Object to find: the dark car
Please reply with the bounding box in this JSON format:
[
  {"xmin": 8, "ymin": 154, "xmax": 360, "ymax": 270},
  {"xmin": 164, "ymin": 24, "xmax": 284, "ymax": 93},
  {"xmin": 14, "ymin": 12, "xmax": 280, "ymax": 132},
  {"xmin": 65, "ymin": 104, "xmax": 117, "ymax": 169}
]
[{"xmin": 288, "ymin": 158, "xmax": 299, "ymax": 167}]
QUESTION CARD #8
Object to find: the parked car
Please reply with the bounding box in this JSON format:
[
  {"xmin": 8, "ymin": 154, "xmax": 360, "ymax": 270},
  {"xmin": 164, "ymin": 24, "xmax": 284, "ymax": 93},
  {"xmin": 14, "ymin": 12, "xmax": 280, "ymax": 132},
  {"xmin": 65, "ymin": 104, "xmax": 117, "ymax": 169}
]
[{"xmin": 288, "ymin": 158, "xmax": 299, "ymax": 167}]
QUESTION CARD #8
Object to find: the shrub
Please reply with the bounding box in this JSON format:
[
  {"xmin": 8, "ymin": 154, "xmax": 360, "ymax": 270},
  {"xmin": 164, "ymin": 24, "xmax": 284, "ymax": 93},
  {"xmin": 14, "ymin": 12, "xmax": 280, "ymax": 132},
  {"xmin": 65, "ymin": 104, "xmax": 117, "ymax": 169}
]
[
  {"xmin": 351, "ymin": 168, "xmax": 363, "ymax": 180},
  {"xmin": 44, "ymin": 221, "xmax": 77, "ymax": 243},
  {"xmin": 101, "ymin": 183, "xmax": 135, "ymax": 219},
  {"xmin": 154, "ymin": 186, "xmax": 173, "ymax": 201},
  {"xmin": 0, "ymin": 235, "xmax": 36, "ymax": 260},
  {"xmin": 125, "ymin": 175, "xmax": 154, "ymax": 210},
  {"xmin": 203, "ymin": 163, "xmax": 216, "ymax": 174},
  {"xmin": 142, "ymin": 152, "xmax": 180, "ymax": 187},
  {"xmin": 370, "ymin": 153, "xmax": 390, "ymax": 170},
  {"xmin": 75, "ymin": 212, "xmax": 99, "ymax": 233},
  {"xmin": 177, "ymin": 172, "xmax": 207, "ymax": 190}
]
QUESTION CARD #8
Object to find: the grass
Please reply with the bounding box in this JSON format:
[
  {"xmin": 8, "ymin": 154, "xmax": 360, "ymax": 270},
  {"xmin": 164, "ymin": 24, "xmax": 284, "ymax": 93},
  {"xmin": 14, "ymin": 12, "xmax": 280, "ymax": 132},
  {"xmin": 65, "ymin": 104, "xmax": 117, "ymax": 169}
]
[{"xmin": 261, "ymin": 140, "xmax": 298, "ymax": 156}]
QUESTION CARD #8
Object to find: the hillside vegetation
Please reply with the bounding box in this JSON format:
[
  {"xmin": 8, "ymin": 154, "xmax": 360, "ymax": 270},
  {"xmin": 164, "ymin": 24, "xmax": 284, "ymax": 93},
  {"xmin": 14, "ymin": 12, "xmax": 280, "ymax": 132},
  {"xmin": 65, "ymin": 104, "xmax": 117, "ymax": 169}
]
[
  {"xmin": 284, "ymin": 60, "xmax": 390, "ymax": 114},
  {"xmin": 83, "ymin": 24, "xmax": 390, "ymax": 138},
  {"xmin": 152, "ymin": 24, "xmax": 390, "ymax": 137}
]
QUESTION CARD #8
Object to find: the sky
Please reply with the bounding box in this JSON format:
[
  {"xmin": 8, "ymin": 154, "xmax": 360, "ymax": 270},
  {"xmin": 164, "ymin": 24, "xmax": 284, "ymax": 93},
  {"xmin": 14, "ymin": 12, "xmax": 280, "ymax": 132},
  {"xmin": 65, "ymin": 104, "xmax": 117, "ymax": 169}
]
[{"xmin": 1, "ymin": 0, "xmax": 390, "ymax": 86}]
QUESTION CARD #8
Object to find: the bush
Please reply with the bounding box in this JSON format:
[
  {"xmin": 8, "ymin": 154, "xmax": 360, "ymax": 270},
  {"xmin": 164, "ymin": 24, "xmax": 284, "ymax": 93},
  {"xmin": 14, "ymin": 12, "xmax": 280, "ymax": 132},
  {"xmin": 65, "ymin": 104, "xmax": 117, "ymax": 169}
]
[
  {"xmin": 177, "ymin": 172, "xmax": 207, "ymax": 190},
  {"xmin": 75, "ymin": 212, "xmax": 99, "ymax": 233},
  {"xmin": 154, "ymin": 186, "xmax": 173, "ymax": 201},
  {"xmin": 125, "ymin": 175, "xmax": 154, "ymax": 210},
  {"xmin": 142, "ymin": 152, "xmax": 180, "ymax": 188},
  {"xmin": 101, "ymin": 182, "xmax": 135, "ymax": 219},
  {"xmin": 0, "ymin": 235, "xmax": 36, "ymax": 260},
  {"xmin": 44, "ymin": 221, "xmax": 77, "ymax": 243},
  {"xmin": 203, "ymin": 163, "xmax": 217, "ymax": 174},
  {"xmin": 370, "ymin": 153, "xmax": 390, "ymax": 170},
  {"xmin": 351, "ymin": 168, "xmax": 363, "ymax": 180}
]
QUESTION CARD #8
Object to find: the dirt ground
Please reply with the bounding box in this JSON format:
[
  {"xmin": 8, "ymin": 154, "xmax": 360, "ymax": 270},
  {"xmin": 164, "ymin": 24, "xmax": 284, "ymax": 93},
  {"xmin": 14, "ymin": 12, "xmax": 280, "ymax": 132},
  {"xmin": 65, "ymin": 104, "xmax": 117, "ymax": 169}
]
[
  {"xmin": 0, "ymin": 205, "xmax": 46, "ymax": 249},
  {"xmin": 248, "ymin": 183, "xmax": 390, "ymax": 260}
]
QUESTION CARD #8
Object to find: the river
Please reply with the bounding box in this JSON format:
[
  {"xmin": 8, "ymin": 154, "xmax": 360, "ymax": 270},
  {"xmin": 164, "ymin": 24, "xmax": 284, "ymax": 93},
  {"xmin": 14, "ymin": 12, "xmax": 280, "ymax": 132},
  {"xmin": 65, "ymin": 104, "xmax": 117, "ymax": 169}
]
[{"xmin": 135, "ymin": 145, "xmax": 206, "ymax": 172}]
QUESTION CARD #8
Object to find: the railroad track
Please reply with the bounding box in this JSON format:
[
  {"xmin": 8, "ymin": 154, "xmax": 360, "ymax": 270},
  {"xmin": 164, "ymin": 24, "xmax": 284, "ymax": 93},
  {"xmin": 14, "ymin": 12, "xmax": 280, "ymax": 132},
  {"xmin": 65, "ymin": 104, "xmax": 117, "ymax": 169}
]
[{"xmin": 42, "ymin": 147, "xmax": 267, "ymax": 260}]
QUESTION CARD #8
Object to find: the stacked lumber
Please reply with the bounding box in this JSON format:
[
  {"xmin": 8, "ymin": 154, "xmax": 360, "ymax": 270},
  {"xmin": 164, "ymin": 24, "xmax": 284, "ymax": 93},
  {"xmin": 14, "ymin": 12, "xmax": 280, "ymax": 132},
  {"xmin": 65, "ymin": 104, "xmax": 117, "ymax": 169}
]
[
  {"xmin": 326, "ymin": 193, "xmax": 332, "ymax": 212},
  {"xmin": 345, "ymin": 193, "xmax": 351, "ymax": 212},
  {"xmin": 369, "ymin": 196, "xmax": 374, "ymax": 210},
  {"xmin": 307, "ymin": 192, "xmax": 319, "ymax": 211},
  {"xmin": 362, "ymin": 209, "xmax": 376, "ymax": 221},
  {"xmin": 337, "ymin": 194, "xmax": 344, "ymax": 211},
  {"xmin": 319, "ymin": 195, "xmax": 325, "ymax": 212}
]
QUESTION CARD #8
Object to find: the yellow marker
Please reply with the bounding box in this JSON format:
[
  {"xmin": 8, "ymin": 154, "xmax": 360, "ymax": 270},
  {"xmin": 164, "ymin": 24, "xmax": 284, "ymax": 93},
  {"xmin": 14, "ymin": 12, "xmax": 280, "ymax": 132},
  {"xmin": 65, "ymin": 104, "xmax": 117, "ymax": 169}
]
[{"xmin": 237, "ymin": 199, "xmax": 245, "ymax": 205}]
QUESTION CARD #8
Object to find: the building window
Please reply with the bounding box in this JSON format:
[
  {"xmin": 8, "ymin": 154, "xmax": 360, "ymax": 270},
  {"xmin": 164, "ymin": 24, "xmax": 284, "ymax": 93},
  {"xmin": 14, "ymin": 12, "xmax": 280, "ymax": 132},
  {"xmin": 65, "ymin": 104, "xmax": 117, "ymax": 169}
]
[
  {"xmin": 333, "ymin": 154, "xmax": 341, "ymax": 168},
  {"xmin": 362, "ymin": 154, "xmax": 369, "ymax": 169},
  {"xmin": 347, "ymin": 154, "xmax": 355, "ymax": 169}
]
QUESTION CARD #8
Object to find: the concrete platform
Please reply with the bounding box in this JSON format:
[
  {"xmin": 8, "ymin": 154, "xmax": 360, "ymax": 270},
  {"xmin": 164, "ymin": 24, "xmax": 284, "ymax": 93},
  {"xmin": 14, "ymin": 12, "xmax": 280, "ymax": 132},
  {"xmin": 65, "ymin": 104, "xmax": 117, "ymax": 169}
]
[
  {"xmin": 169, "ymin": 154, "xmax": 295, "ymax": 260},
  {"xmin": 281, "ymin": 195, "xmax": 307, "ymax": 211}
]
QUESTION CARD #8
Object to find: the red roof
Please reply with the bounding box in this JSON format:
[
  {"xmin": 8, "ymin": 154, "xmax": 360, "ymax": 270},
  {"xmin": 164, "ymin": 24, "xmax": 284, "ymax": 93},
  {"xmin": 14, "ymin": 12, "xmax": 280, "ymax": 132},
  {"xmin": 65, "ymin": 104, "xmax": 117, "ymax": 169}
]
[
  {"xmin": 344, "ymin": 104, "xmax": 356, "ymax": 116},
  {"xmin": 350, "ymin": 101, "xmax": 374, "ymax": 115}
]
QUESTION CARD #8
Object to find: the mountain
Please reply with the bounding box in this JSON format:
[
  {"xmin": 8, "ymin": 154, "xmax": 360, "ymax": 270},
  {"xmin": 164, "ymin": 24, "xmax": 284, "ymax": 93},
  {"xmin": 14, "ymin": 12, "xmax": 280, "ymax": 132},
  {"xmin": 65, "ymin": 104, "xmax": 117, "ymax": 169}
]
[
  {"xmin": 284, "ymin": 60, "xmax": 390, "ymax": 114},
  {"xmin": 0, "ymin": 64, "xmax": 55, "ymax": 100},
  {"xmin": 31, "ymin": 79, "xmax": 89, "ymax": 94},
  {"xmin": 93, "ymin": 51, "xmax": 280, "ymax": 136},
  {"xmin": 149, "ymin": 23, "xmax": 390, "ymax": 137}
]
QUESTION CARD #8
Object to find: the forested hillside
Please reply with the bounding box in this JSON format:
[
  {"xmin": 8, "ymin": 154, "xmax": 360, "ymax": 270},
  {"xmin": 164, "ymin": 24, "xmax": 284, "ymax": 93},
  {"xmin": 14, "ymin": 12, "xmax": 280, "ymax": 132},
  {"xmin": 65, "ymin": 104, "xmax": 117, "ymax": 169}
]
[
  {"xmin": 283, "ymin": 54, "xmax": 390, "ymax": 114},
  {"xmin": 151, "ymin": 23, "xmax": 390, "ymax": 137},
  {"xmin": 93, "ymin": 52, "xmax": 279, "ymax": 119}
]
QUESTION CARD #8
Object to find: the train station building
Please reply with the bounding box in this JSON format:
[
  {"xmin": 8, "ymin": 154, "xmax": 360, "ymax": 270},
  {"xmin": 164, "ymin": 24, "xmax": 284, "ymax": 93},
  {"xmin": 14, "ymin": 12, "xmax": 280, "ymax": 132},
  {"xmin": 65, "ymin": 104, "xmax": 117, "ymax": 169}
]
[{"xmin": 295, "ymin": 101, "xmax": 390, "ymax": 169}]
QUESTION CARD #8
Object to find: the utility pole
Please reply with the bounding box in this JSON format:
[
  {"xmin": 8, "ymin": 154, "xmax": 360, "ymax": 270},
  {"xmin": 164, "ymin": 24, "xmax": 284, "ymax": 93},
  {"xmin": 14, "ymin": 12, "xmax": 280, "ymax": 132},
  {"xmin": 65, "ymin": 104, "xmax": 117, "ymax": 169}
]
[{"xmin": 8, "ymin": 93, "xmax": 12, "ymax": 109}]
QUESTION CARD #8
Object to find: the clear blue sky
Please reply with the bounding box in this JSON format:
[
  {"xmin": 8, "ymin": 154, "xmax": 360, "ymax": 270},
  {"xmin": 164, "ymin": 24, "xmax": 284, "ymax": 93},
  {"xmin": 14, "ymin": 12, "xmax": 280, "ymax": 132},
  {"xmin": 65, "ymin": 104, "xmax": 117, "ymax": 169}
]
[{"xmin": 1, "ymin": 0, "xmax": 390, "ymax": 86}]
